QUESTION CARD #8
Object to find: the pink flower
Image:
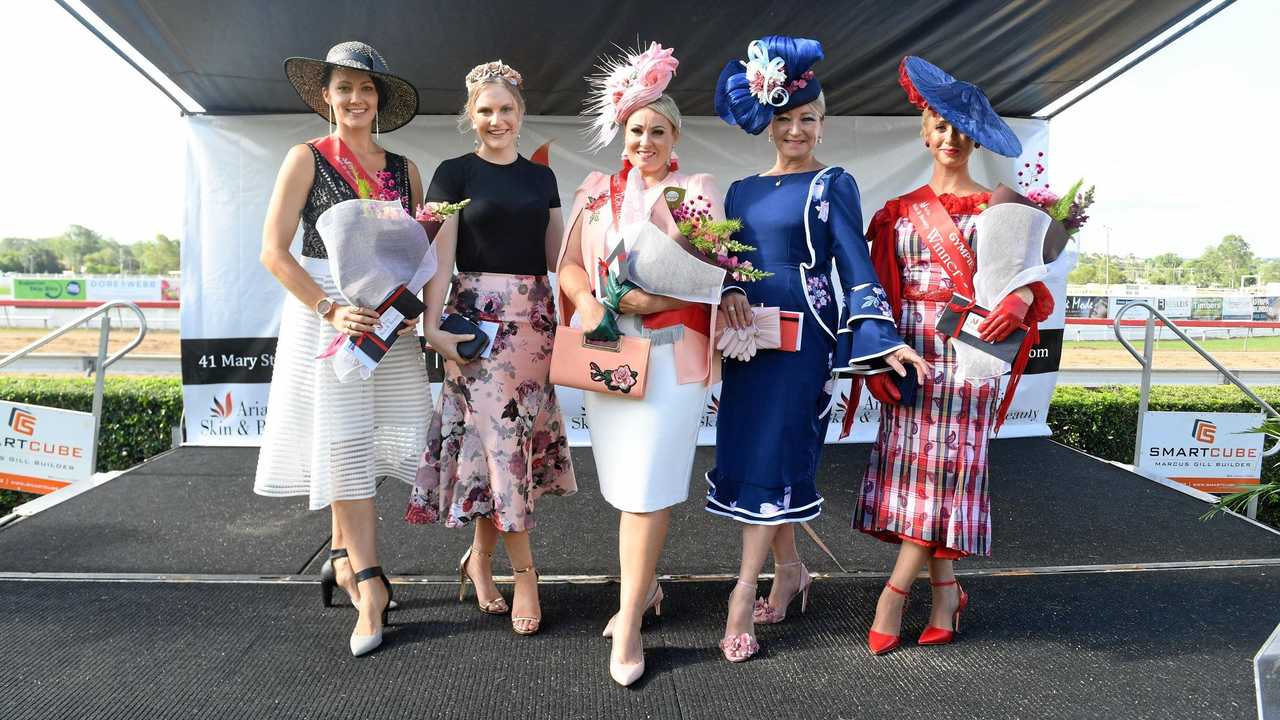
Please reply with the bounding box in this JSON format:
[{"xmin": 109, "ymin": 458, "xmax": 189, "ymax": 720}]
[
  {"xmin": 404, "ymin": 498, "xmax": 438, "ymax": 525},
  {"xmin": 611, "ymin": 365, "xmax": 636, "ymax": 389}
]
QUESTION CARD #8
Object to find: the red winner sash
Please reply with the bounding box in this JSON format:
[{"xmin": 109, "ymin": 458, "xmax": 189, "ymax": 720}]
[
  {"xmin": 901, "ymin": 184, "xmax": 976, "ymax": 300},
  {"xmin": 310, "ymin": 135, "xmax": 392, "ymax": 200},
  {"xmin": 902, "ymin": 184, "xmax": 1036, "ymax": 435}
]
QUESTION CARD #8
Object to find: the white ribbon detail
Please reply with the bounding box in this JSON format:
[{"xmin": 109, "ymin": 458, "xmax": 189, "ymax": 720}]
[{"xmin": 741, "ymin": 41, "xmax": 790, "ymax": 107}]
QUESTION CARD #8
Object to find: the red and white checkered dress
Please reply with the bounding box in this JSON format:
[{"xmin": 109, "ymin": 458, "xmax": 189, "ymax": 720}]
[{"xmin": 855, "ymin": 193, "xmax": 997, "ymax": 558}]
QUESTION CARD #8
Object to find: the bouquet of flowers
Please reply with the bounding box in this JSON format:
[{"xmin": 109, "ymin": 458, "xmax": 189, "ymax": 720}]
[
  {"xmin": 414, "ymin": 198, "xmax": 471, "ymax": 223},
  {"xmin": 672, "ymin": 199, "xmax": 771, "ymax": 282},
  {"xmin": 1026, "ymin": 179, "xmax": 1094, "ymax": 236},
  {"xmin": 414, "ymin": 199, "xmax": 470, "ymax": 241}
]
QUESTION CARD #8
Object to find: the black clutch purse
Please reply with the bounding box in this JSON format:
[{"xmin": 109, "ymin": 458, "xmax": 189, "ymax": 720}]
[
  {"xmin": 893, "ymin": 370, "xmax": 919, "ymax": 406},
  {"xmin": 439, "ymin": 313, "xmax": 490, "ymax": 361}
]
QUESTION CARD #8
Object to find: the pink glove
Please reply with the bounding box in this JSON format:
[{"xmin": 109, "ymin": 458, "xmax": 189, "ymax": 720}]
[
  {"xmin": 978, "ymin": 293, "xmax": 1030, "ymax": 343},
  {"xmin": 865, "ymin": 373, "xmax": 901, "ymax": 405}
]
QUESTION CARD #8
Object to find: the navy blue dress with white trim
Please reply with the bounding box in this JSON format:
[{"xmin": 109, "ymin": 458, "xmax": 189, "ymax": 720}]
[{"xmin": 706, "ymin": 166, "xmax": 905, "ymax": 525}]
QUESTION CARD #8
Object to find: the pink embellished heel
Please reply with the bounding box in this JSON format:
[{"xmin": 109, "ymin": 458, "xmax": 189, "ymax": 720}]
[
  {"xmin": 720, "ymin": 579, "xmax": 760, "ymax": 663},
  {"xmin": 753, "ymin": 560, "xmax": 812, "ymax": 624}
]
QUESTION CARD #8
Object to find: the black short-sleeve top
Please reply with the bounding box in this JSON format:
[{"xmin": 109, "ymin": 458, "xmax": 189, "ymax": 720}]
[{"xmin": 426, "ymin": 153, "xmax": 561, "ymax": 275}]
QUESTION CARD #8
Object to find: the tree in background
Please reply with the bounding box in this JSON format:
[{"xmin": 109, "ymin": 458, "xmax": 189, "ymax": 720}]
[
  {"xmin": 1261, "ymin": 258, "xmax": 1280, "ymax": 284},
  {"xmin": 0, "ymin": 238, "xmax": 63, "ymax": 273},
  {"xmin": 133, "ymin": 234, "xmax": 180, "ymax": 274},
  {"xmin": 1145, "ymin": 252, "xmax": 1186, "ymax": 285},
  {"xmin": 50, "ymin": 224, "xmax": 107, "ymax": 273},
  {"xmin": 1188, "ymin": 234, "xmax": 1258, "ymax": 287},
  {"xmin": 1069, "ymin": 252, "xmax": 1136, "ymax": 285},
  {"xmin": 82, "ymin": 241, "xmax": 138, "ymax": 274}
]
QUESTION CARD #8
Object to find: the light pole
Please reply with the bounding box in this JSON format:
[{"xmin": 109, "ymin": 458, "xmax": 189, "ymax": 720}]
[{"xmin": 1103, "ymin": 225, "xmax": 1112, "ymax": 288}]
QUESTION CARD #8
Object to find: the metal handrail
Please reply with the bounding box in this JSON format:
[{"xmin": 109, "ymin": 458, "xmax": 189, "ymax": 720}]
[
  {"xmin": 0, "ymin": 300, "xmax": 149, "ymax": 472},
  {"xmin": 1113, "ymin": 301, "xmax": 1279, "ymax": 464}
]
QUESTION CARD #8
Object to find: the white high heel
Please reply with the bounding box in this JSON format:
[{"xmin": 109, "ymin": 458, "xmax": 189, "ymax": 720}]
[
  {"xmin": 610, "ymin": 655, "xmax": 645, "ymax": 687},
  {"xmin": 349, "ymin": 566, "xmax": 391, "ymax": 657},
  {"xmin": 602, "ymin": 581, "xmax": 663, "ymax": 638}
]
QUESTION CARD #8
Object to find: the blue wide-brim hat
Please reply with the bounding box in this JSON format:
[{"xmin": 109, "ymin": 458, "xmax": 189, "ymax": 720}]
[
  {"xmin": 900, "ymin": 56, "xmax": 1021, "ymax": 158},
  {"xmin": 715, "ymin": 35, "xmax": 824, "ymax": 135}
]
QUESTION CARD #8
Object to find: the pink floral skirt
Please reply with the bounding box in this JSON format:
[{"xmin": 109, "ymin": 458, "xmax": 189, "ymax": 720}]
[{"xmin": 405, "ymin": 273, "xmax": 576, "ymax": 532}]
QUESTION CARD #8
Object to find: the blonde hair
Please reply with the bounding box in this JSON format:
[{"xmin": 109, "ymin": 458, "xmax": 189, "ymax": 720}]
[
  {"xmin": 775, "ymin": 91, "xmax": 826, "ymax": 121},
  {"xmin": 920, "ymin": 107, "xmax": 978, "ymax": 147},
  {"xmin": 920, "ymin": 107, "xmax": 940, "ymax": 140},
  {"xmin": 629, "ymin": 94, "xmax": 682, "ymax": 135},
  {"xmin": 458, "ymin": 61, "xmax": 526, "ymax": 133},
  {"xmin": 808, "ymin": 91, "xmax": 826, "ymax": 118}
]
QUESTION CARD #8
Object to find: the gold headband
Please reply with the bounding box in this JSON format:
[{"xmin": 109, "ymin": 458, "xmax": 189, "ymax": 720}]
[{"xmin": 465, "ymin": 61, "xmax": 523, "ymax": 90}]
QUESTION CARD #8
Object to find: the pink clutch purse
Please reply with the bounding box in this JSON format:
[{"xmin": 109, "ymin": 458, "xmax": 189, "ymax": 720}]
[
  {"xmin": 714, "ymin": 307, "xmax": 803, "ymax": 352},
  {"xmin": 550, "ymin": 327, "xmax": 651, "ymax": 399}
]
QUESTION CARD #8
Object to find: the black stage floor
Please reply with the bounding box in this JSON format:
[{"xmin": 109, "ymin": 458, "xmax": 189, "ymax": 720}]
[{"xmin": 1, "ymin": 439, "xmax": 1278, "ymax": 719}]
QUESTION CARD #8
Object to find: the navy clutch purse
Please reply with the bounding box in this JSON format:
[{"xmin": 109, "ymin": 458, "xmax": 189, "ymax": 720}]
[{"xmin": 439, "ymin": 314, "xmax": 489, "ymax": 361}]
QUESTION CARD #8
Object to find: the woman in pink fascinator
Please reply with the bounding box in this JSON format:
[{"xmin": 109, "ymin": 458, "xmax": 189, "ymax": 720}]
[{"xmin": 556, "ymin": 42, "xmax": 726, "ymax": 686}]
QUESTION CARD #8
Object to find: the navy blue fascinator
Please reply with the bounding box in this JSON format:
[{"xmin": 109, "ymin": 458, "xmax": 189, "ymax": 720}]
[
  {"xmin": 899, "ymin": 56, "xmax": 1021, "ymax": 158},
  {"xmin": 714, "ymin": 36, "xmax": 824, "ymax": 135}
]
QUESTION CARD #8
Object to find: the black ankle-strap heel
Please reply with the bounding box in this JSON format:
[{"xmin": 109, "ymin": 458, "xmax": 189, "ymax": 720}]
[
  {"xmin": 354, "ymin": 566, "xmax": 393, "ymax": 626},
  {"xmin": 319, "ymin": 548, "xmax": 348, "ymax": 608},
  {"xmin": 349, "ymin": 566, "xmax": 392, "ymax": 657}
]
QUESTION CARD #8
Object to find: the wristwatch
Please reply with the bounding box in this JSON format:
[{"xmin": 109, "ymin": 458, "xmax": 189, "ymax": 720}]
[{"xmin": 314, "ymin": 297, "xmax": 336, "ymax": 319}]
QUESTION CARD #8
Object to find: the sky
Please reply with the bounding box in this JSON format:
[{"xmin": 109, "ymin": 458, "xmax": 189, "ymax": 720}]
[{"xmin": 0, "ymin": 0, "xmax": 1276, "ymax": 259}]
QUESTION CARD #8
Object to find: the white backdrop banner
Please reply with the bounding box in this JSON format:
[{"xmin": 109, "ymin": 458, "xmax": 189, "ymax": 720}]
[{"xmin": 180, "ymin": 113, "xmax": 1056, "ymax": 446}]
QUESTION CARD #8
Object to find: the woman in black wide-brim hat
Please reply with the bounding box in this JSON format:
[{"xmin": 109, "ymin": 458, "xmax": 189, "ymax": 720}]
[{"xmin": 254, "ymin": 41, "xmax": 428, "ymax": 657}]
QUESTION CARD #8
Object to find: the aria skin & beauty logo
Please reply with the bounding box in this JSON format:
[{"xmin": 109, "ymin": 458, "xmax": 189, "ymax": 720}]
[{"xmin": 200, "ymin": 390, "xmax": 267, "ymax": 437}]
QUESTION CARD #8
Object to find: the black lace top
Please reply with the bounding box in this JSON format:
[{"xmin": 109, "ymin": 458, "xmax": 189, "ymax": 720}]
[{"xmin": 300, "ymin": 143, "xmax": 413, "ymax": 259}]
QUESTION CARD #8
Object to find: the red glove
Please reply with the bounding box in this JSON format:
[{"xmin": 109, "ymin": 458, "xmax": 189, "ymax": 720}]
[
  {"xmin": 978, "ymin": 293, "xmax": 1030, "ymax": 342},
  {"xmin": 865, "ymin": 373, "xmax": 902, "ymax": 405}
]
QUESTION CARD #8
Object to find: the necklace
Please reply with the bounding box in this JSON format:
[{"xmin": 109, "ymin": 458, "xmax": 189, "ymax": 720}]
[{"xmin": 775, "ymin": 176, "xmax": 783, "ymax": 187}]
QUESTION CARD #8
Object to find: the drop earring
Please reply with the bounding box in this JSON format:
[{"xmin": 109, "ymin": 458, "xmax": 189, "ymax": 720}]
[
  {"xmin": 516, "ymin": 132, "xmax": 521, "ymax": 147},
  {"xmin": 818, "ymin": 136, "xmax": 823, "ymax": 144},
  {"xmin": 375, "ymin": 111, "xmax": 380, "ymax": 141},
  {"xmin": 328, "ymin": 103, "xmax": 335, "ymax": 136}
]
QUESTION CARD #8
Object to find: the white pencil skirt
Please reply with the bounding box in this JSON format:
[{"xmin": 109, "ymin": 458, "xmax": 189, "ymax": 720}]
[
  {"xmin": 583, "ymin": 342, "xmax": 705, "ymax": 513},
  {"xmin": 254, "ymin": 259, "xmax": 431, "ymax": 510}
]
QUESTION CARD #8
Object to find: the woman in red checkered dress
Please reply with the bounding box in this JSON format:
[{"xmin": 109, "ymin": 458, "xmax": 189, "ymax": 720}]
[{"xmin": 854, "ymin": 57, "xmax": 1053, "ymax": 655}]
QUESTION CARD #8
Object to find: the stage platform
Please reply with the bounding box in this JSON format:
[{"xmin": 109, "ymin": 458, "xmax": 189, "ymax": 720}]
[{"xmin": 2, "ymin": 439, "xmax": 1278, "ymax": 719}]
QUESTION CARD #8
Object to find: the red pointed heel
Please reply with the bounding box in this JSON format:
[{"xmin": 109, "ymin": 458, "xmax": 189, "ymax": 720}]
[
  {"xmin": 918, "ymin": 579, "xmax": 968, "ymax": 646},
  {"xmin": 867, "ymin": 581, "xmax": 910, "ymax": 655}
]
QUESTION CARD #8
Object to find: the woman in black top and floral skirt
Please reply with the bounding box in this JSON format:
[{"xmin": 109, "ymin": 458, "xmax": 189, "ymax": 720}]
[{"xmin": 405, "ymin": 61, "xmax": 576, "ymax": 636}]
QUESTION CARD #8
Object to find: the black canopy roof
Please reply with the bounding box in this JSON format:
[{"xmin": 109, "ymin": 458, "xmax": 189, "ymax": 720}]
[{"xmin": 73, "ymin": 0, "xmax": 1222, "ymax": 118}]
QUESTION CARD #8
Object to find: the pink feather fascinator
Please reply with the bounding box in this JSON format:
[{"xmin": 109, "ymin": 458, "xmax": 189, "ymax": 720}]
[{"xmin": 583, "ymin": 42, "xmax": 679, "ymax": 151}]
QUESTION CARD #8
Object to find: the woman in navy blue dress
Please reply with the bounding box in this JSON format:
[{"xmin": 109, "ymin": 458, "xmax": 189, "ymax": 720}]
[{"xmin": 707, "ymin": 36, "xmax": 928, "ymax": 662}]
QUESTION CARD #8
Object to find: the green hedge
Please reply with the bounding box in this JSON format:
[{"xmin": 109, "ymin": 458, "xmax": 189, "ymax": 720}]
[
  {"xmin": 0, "ymin": 376, "xmax": 183, "ymax": 515},
  {"xmin": 1048, "ymin": 385, "xmax": 1280, "ymax": 486},
  {"xmin": 0, "ymin": 375, "xmax": 181, "ymax": 472}
]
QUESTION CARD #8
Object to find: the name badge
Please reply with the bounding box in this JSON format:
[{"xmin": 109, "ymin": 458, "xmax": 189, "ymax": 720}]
[{"xmin": 663, "ymin": 186, "xmax": 686, "ymax": 210}]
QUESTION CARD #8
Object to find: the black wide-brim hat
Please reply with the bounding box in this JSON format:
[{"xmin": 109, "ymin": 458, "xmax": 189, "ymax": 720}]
[{"xmin": 285, "ymin": 41, "xmax": 419, "ymax": 133}]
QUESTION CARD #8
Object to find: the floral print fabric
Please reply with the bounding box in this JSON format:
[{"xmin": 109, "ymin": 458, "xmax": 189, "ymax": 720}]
[{"xmin": 406, "ymin": 273, "xmax": 575, "ymax": 531}]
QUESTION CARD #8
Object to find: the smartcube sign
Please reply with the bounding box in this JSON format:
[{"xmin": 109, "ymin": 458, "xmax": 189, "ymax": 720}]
[
  {"xmin": 0, "ymin": 401, "xmax": 95, "ymax": 494},
  {"xmin": 1138, "ymin": 411, "xmax": 1265, "ymax": 493}
]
